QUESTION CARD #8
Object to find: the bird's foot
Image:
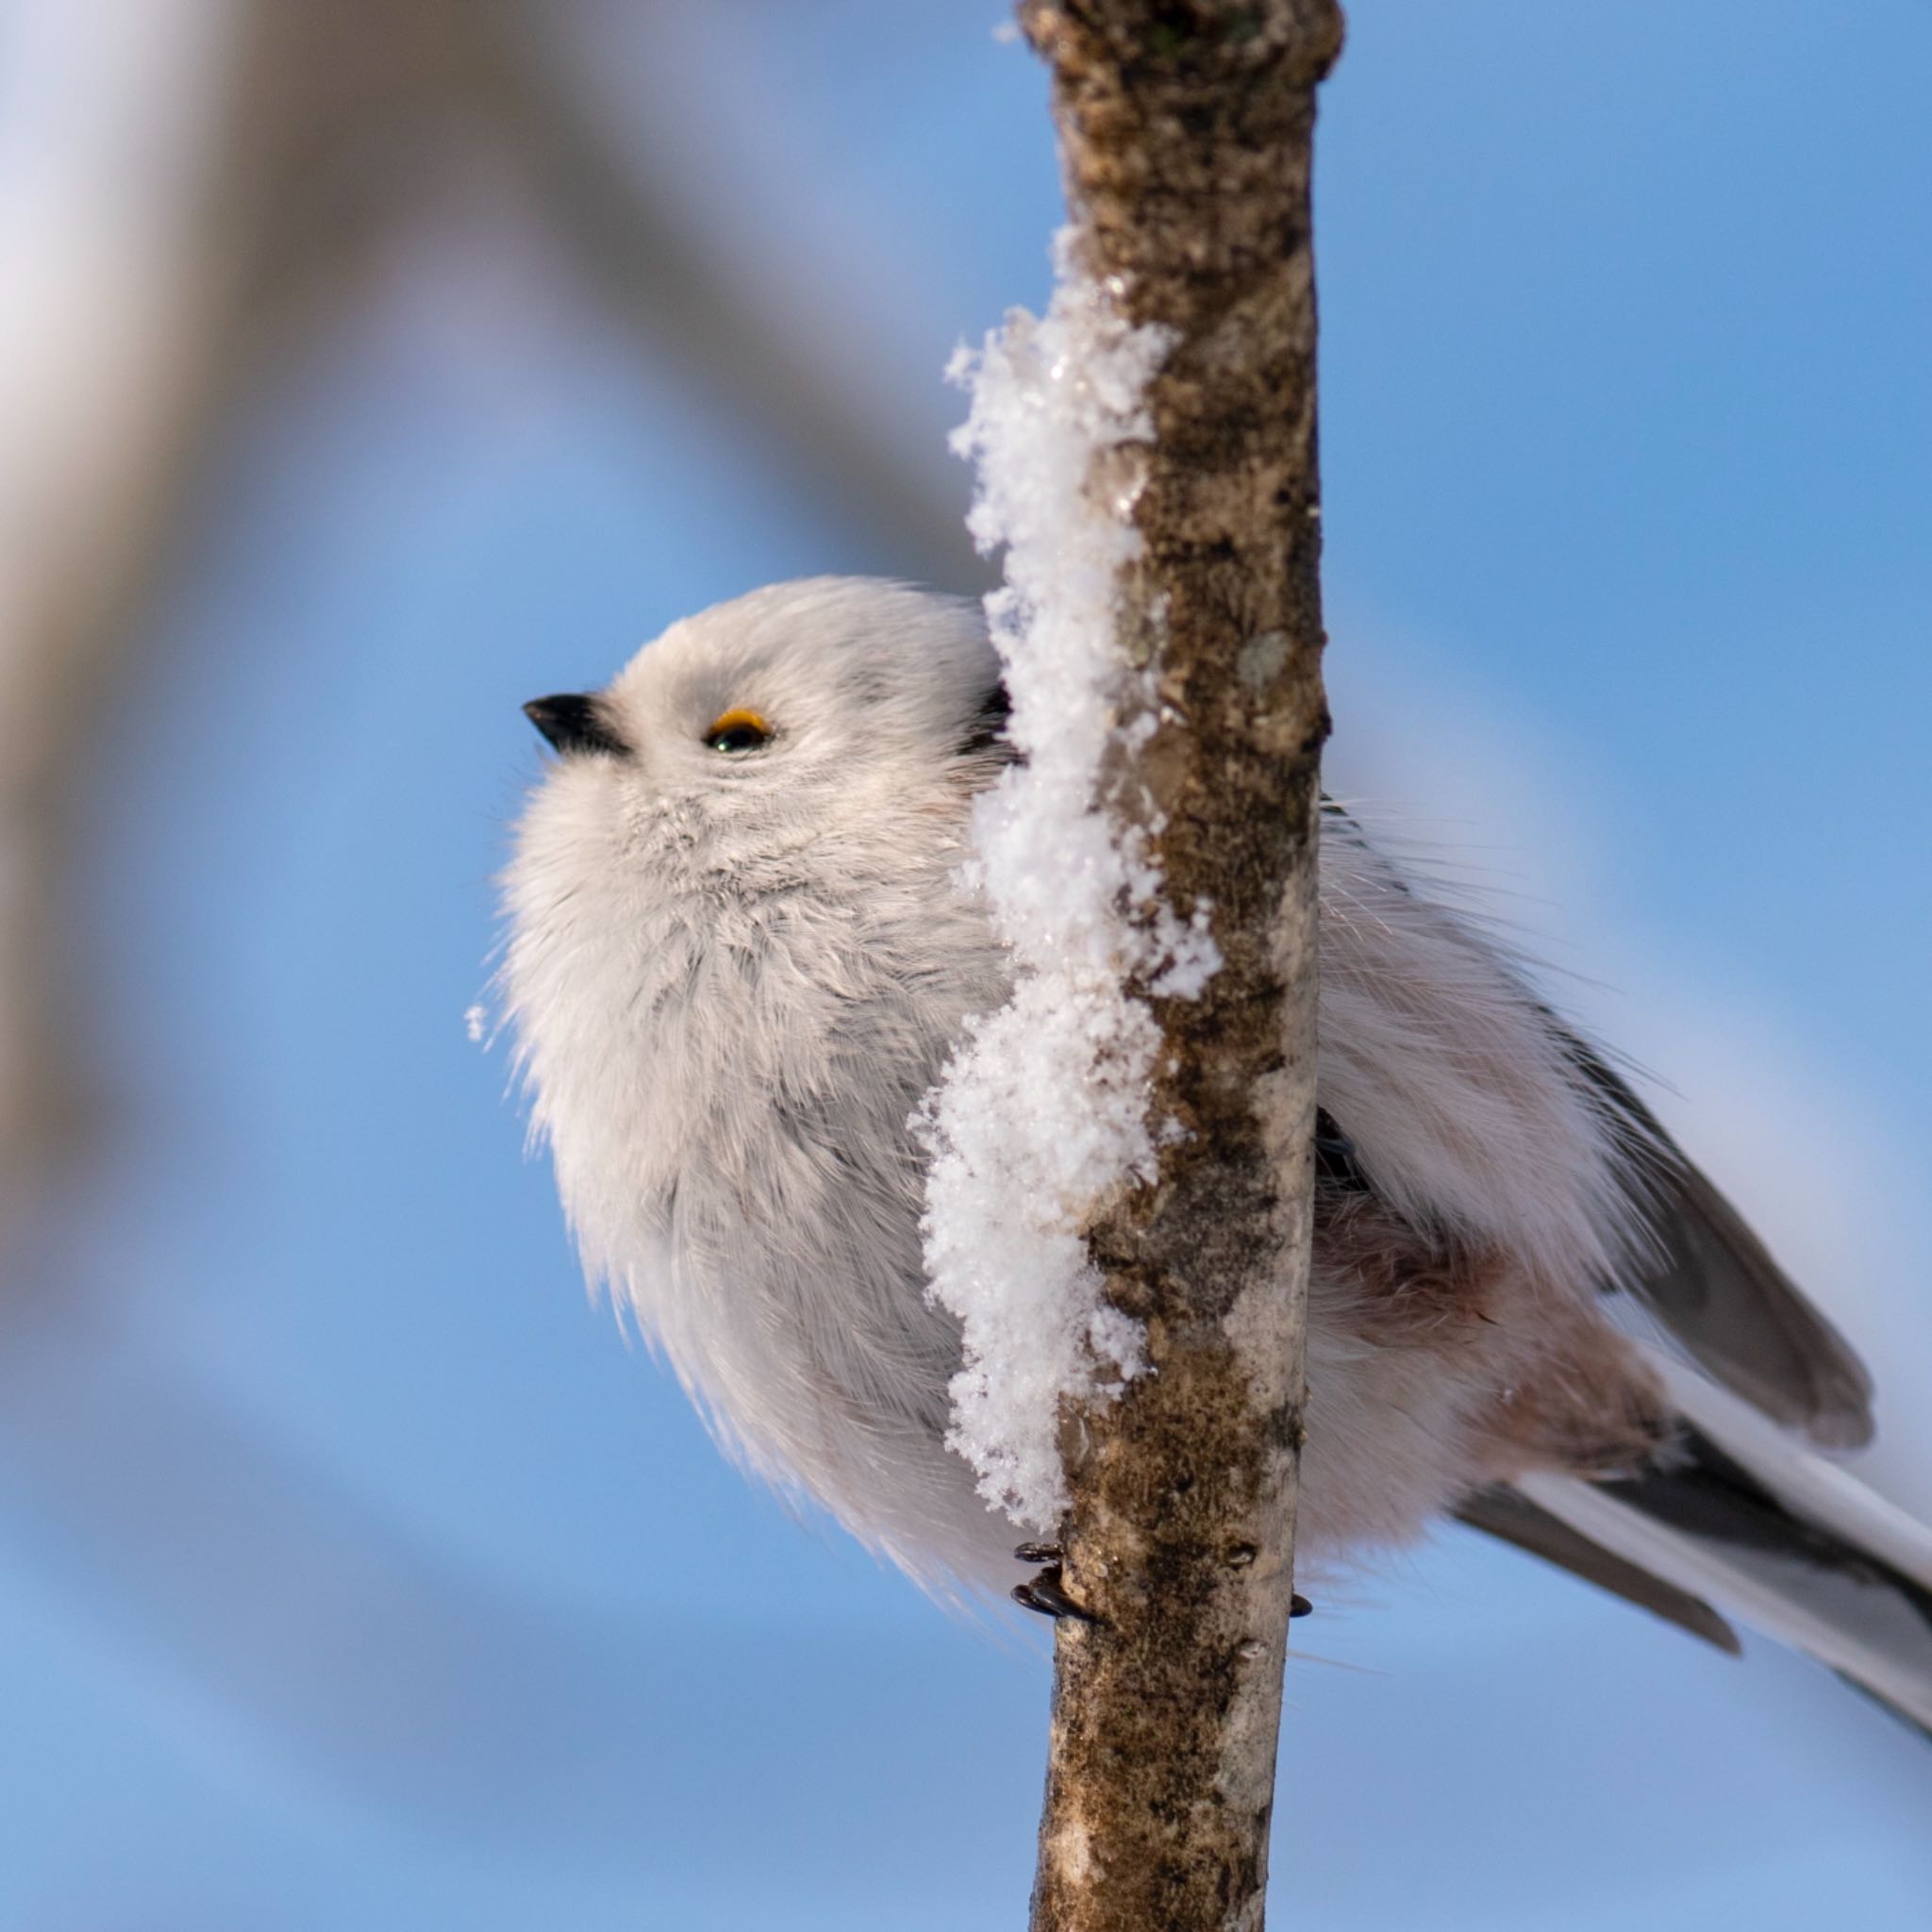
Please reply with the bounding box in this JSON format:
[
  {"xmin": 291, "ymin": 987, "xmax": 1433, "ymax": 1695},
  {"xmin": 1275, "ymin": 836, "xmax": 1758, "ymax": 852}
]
[
  {"xmin": 1012, "ymin": 1563, "xmax": 1099, "ymax": 1624},
  {"xmin": 1011, "ymin": 1542, "xmax": 1099, "ymax": 1622},
  {"xmin": 1008, "ymin": 1542, "xmax": 1303, "ymax": 1622}
]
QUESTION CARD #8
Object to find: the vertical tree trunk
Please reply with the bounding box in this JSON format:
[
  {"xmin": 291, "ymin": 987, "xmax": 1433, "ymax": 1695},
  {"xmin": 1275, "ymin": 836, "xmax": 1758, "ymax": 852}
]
[{"xmin": 1020, "ymin": 5, "xmax": 1343, "ymax": 1928}]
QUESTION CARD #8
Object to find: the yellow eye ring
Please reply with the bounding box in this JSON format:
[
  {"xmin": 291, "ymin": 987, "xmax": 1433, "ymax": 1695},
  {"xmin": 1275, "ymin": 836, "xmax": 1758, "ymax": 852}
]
[{"xmin": 704, "ymin": 708, "xmax": 774, "ymax": 755}]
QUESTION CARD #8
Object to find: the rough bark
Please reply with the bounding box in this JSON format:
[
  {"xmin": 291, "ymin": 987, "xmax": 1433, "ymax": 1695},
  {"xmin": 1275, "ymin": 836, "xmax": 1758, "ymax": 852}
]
[{"xmin": 1020, "ymin": 5, "xmax": 1343, "ymax": 1928}]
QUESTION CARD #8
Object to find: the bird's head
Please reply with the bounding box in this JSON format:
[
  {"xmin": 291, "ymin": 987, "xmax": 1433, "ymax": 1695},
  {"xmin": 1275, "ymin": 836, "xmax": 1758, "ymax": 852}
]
[{"xmin": 514, "ymin": 577, "xmax": 1008, "ymax": 895}]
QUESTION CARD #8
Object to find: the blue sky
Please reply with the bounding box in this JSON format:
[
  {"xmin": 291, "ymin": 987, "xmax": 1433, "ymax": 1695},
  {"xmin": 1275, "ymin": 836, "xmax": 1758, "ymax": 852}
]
[{"xmin": 2, "ymin": 4, "xmax": 1928, "ymax": 1925}]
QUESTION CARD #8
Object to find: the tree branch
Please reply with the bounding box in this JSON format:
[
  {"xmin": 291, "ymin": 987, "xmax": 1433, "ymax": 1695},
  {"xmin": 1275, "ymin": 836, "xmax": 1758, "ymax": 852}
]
[{"xmin": 1020, "ymin": 5, "xmax": 1343, "ymax": 1927}]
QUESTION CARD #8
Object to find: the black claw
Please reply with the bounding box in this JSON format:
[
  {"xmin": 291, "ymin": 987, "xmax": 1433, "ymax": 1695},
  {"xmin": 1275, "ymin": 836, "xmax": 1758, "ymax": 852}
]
[
  {"xmin": 1291, "ymin": 1592, "xmax": 1314, "ymax": 1618},
  {"xmin": 1013, "ymin": 1540, "xmax": 1062, "ymax": 1565},
  {"xmin": 1011, "ymin": 1563, "xmax": 1100, "ymax": 1624}
]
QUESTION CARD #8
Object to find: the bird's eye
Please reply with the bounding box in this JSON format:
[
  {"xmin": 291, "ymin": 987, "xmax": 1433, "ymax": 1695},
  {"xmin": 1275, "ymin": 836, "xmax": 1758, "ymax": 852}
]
[{"xmin": 704, "ymin": 708, "xmax": 774, "ymax": 755}]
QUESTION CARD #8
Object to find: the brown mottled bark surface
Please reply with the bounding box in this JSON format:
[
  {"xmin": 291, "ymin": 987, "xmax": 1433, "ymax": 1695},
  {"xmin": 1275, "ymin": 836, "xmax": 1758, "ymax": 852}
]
[{"xmin": 1019, "ymin": 4, "xmax": 1343, "ymax": 1928}]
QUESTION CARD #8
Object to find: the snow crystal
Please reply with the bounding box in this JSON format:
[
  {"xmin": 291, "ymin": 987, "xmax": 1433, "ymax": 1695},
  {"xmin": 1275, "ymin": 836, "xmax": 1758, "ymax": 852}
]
[
  {"xmin": 920, "ymin": 231, "xmax": 1221, "ymax": 1531},
  {"xmin": 464, "ymin": 1003, "xmax": 488, "ymax": 1044}
]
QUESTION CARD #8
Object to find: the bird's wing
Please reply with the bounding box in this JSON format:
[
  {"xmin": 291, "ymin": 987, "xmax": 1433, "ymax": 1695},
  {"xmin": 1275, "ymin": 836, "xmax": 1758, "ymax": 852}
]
[
  {"xmin": 1568, "ymin": 1044, "xmax": 1876, "ymax": 1451},
  {"xmin": 1314, "ymin": 798, "xmax": 1873, "ymax": 1448}
]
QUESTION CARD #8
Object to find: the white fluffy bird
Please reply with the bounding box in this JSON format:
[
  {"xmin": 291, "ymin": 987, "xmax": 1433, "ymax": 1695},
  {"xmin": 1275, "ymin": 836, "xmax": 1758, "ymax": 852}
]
[{"xmin": 503, "ymin": 576, "xmax": 1932, "ymax": 1731}]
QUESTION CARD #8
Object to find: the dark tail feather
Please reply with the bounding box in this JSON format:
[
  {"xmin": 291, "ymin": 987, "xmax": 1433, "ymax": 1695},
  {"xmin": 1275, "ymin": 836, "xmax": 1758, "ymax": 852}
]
[
  {"xmin": 1508, "ymin": 1388, "xmax": 1932, "ymax": 1737},
  {"xmin": 1455, "ymin": 1484, "xmax": 1739, "ymax": 1655}
]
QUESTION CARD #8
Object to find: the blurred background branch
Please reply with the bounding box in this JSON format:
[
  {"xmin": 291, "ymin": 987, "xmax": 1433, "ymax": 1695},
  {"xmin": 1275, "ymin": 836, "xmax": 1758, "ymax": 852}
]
[
  {"xmin": 2, "ymin": 0, "xmax": 974, "ymax": 1230},
  {"xmin": 0, "ymin": 0, "xmax": 982, "ymax": 1873}
]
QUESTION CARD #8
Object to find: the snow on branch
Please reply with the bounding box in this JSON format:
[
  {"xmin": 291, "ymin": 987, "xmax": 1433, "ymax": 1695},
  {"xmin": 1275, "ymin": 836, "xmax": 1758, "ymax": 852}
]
[{"xmin": 920, "ymin": 234, "xmax": 1221, "ymax": 1530}]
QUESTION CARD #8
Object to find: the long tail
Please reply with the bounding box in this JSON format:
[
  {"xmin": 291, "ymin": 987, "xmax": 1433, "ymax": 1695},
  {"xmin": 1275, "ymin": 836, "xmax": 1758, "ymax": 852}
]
[{"xmin": 1509, "ymin": 1357, "xmax": 1932, "ymax": 1736}]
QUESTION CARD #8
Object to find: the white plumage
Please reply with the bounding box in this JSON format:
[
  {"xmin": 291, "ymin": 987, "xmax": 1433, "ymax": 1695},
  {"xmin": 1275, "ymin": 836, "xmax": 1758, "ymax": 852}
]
[{"xmin": 503, "ymin": 576, "xmax": 1932, "ymax": 1730}]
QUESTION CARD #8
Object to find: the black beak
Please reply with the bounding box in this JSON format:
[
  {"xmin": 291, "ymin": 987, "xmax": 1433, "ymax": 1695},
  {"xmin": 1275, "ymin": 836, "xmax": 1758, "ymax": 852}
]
[{"xmin": 523, "ymin": 692, "xmax": 625, "ymax": 757}]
